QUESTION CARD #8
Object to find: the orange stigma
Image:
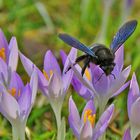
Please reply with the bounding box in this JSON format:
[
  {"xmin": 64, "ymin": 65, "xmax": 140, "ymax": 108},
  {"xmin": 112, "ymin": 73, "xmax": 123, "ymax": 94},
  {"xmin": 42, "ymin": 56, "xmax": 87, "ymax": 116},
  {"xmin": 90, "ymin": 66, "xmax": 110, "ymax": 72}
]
[
  {"xmin": 85, "ymin": 68, "xmax": 91, "ymax": 81},
  {"xmin": 0, "ymin": 47, "xmax": 6, "ymax": 61},
  {"xmin": 43, "ymin": 70, "xmax": 53, "ymax": 80},
  {"xmin": 83, "ymin": 109, "xmax": 96, "ymax": 127},
  {"xmin": 8, "ymin": 88, "xmax": 16, "ymax": 97}
]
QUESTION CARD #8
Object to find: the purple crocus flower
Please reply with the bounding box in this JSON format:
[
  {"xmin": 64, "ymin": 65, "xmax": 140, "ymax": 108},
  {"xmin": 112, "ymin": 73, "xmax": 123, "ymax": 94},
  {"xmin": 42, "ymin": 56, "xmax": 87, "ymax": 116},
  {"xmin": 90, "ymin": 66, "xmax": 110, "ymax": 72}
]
[
  {"xmin": 0, "ymin": 61, "xmax": 38, "ymax": 140},
  {"xmin": 19, "ymin": 48, "xmax": 77, "ymax": 140},
  {"xmin": 127, "ymin": 73, "xmax": 140, "ymax": 139},
  {"xmin": 67, "ymin": 46, "xmax": 130, "ymax": 114},
  {"xmin": 0, "ymin": 29, "xmax": 18, "ymax": 71},
  {"xmin": 69, "ymin": 96, "xmax": 114, "ymax": 140},
  {"xmin": 60, "ymin": 50, "xmax": 93, "ymax": 101}
]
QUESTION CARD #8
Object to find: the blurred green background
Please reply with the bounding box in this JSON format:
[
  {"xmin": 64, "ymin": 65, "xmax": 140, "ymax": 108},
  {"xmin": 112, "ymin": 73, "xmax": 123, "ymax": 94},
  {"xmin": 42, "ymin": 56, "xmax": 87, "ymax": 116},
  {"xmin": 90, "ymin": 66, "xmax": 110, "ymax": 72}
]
[{"xmin": 0, "ymin": 0, "xmax": 140, "ymax": 139}]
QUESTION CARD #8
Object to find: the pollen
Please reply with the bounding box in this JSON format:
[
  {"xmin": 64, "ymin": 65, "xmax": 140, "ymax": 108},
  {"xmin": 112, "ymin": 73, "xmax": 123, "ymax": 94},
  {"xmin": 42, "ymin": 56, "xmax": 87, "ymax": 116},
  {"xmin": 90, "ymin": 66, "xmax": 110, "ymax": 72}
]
[
  {"xmin": 43, "ymin": 69, "xmax": 53, "ymax": 80},
  {"xmin": 0, "ymin": 47, "xmax": 6, "ymax": 61},
  {"xmin": 83, "ymin": 109, "xmax": 96, "ymax": 127},
  {"xmin": 8, "ymin": 88, "xmax": 16, "ymax": 97},
  {"xmin": 85, "ymin": 68, "xmax": 91, "ymax": 81}
]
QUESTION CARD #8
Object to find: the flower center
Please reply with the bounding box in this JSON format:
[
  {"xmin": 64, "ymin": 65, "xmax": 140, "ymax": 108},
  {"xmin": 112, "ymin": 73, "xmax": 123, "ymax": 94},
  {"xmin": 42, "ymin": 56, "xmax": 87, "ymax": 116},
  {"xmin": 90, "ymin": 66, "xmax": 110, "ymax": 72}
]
[
  {"xmin": 83, "ymin": 109, "xmax": 96, "ymax": 127},
  {"xmin": 8, "ymin": 88, "xmax": 20, "ymax": 97},
  {"xmin": 85, "ymin": 68, "xmax": 91, "ymax": 81},
  {"xmin": 43, "ymin": 69, "xmax": 53, "ymax": 80},
  {"xmin": 0, "ymin": 47, "xmax": 6, "ymax": 61}
]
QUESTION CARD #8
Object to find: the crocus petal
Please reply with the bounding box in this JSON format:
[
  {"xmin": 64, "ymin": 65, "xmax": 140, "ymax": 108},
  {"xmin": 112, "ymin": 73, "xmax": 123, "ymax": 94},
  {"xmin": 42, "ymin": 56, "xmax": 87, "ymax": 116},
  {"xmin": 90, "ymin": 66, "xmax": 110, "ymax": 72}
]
[
  {"xmin": 37, "ymin": 68, "xmax": 48, "ymax": 94},
  {"xmin": 81, "ymin": 100, "xmax": 96, "ymax": 122},
  {"xmin": 69, "ymin": 96, "xmax": 81, "ymax": 138},
  {"xmin": 62, "ymin": 48, "xmax": 77, "ymax": 92},
  {"xmin": 109, "ymin": 65, "xmax": 131, "ymax": 97},
  {"xmin": 18, "ymin": 84, "xmax": 31, "ymax": 119},
  {"xmin": 111, "ymin": 81, "xmax": 130, "ymax": 98},
  {"xmin": 114, "ymin": 45, "xmax": 124, "ymax": 74},
  {"xmin": 0, "ymin": 89, "xmax": 20, "ymax": 121},
  {"xmin": 8, "ymin": 37, "xmax": 18, "ymax": 71},
  {"xmin": 19, "ymin": 52, "xmax": 34, "ymax": 76},
  {"xmin": 72, "ymin": 76, "xmax": 93, "ymax": 100},
  {"xmin": 91, "ymin": 65, "xmax": 109, "ymax": 96},
  {"xmin": 93, "ymin": 104, "xmax": 114, "ymax": 139},
  {"xmin": 0, "ymin": 58, "xmax": 8, "ymax": 84},
  {"xmin": 123, "ymin": 128, "xmax": 131, "ymax": 140},
  {"xmin": 80, "ymin": 121, "xmax": 93, "ymax": 140},
  {"xmin": 127, "ymin": 73, "xmax": 140, "ymax": 118},
  {"xmin": 69, "ymin": 60, "xmax": 98, "ymax": 99},
  {"xmin": 129, "ymin": 97, "xmax": 140, "ymax": 127},
  {"xmin": 0, "ymin": 29, "xmax": 9, "ymax": 58},
  {"xmin": 30, "ymin": 69, "xmax": 38, "ymax": 104},
  {"xmin": 47, "ymin": 73, "xmax": 63, "ymax": 99},
  {"xmin": 44, "ymin": 50, "xmax": 61, "ymax": 75},
  {"xmin": 9, "ymin": 72, "xmax": 24, "ymax": 99},
  {"xmin": 60, "ymin": 50, "xmax": 67, "ymax": 65}
]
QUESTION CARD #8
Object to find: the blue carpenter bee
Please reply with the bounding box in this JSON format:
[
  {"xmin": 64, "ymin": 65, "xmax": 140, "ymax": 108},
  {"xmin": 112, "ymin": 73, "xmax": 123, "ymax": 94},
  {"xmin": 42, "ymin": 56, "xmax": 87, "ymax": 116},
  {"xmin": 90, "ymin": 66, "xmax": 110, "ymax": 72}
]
[{"xmin": 59, "ymin": 20, "xmax": 137, "ymax": 78}]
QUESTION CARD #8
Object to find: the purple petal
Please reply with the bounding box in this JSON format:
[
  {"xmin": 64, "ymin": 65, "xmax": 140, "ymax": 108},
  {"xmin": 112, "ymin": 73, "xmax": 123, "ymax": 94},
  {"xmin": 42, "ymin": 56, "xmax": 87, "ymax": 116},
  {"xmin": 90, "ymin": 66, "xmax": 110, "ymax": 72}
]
[
  {"xmin": 0, "ymin": 29, "xmax": 9, "ymax": 60},
  {"xmin": 69, "ymin": 96, "xmax": 81, "ymax": 138},
  {"xmin": 80, "ymin": 121, "xmax": 93, "ymax": 140},
  {"xmin": 90, "ymin": 65, "xmax": 109, "ymax": 96},
  {"xmin": 81, "ymin": 100, "xmax": 96, "ymax": 123},
  {"xmin": 0, "ymin": 89, "xmax": 20, "ymax": 120},
  {"xmin": 127, "ymin": 73, "xmax": 139, "ymax": 118},
  {"xmin": 9, "ymin": 72, "xmax": 24, "ymax": 100},
  {"xmin": 123, "ymin": 128, "xmax": 131, "ymax": 140},
  {"xmin": 72, "ymin": 76, "xmax": 93, "ymax": 100},
  {"xmin": 93, "ymin": 104, "xmax": 114, "ymax": 139},
  {"xmin": 60, "ymin": 50, "xmax": 67, "ymax": 65},
  {"xmin": 114, "ymin": 45, "xmax": 124, "ymax": 73},
  {"xmin": 62, "ymin": 48, "xmax": 77, "ymax": 92},
  {"xmin": 30, "ymin": 69, "xmax": 38, "ymax": 104},
  {"xmin": 69, "ymin": 60, "xmax": 98, "ymax": 99},
  {"xmin": 44, "ymin": 50, "xmax": 61, "ymax": 75},
  {"xmin": 0, "ymin": 58, "xmax": 8, "ymax": 83},
  {"xmin": 129, "ymin": 97, "xmax": 140, "ymax": 127},
  {"xmin": 109, "ymin": 65, "xmax": 131, "ymax": 97},
  {"xmin": 18, "ymin": 84, "xmax": 31, "ymax": 118},
  {"xmin": 8, "ymin": 37, "xmax": 18, "ymax": 71},
  {"xmin": 37, "ymin": 68, "xmax": 48, "ymax": 94},
  {"xmin": 19, "ymin": 52, "xmax": 35, "ymax": 76},
  {"xmin": 111, "ymin": 81, "xmax": 130, "ymax": 98},
  {"xmin": 47, "ymin": 73, "xmax": 63, "ymax": 99}
]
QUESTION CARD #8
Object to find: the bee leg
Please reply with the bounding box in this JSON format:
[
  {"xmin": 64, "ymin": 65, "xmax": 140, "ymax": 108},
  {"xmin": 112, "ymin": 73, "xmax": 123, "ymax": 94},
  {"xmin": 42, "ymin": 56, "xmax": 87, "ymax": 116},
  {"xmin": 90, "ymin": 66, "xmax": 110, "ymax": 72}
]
[
  {"xmin": 81, "ymin": 58, "xmax": 90, "ymax": 76},
  {"xmin": 65, "ymin": 54, "xmax": 87, "ymax": 74}
]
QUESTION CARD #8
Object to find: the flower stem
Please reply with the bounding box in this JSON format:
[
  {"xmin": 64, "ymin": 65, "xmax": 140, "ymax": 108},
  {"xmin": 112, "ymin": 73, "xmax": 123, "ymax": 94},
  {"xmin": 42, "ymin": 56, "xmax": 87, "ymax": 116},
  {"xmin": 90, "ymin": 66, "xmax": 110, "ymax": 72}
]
[
  {"xmin": 51, "ymin": 103, "xmax": 62, "ymax": 140},
  {"xmin": 12, "ymin": 123, "xmax": 25, "ymax": 140},
  {"xmin": 12, "ymin": 126, "xmax": 18, "ymax": 140}
]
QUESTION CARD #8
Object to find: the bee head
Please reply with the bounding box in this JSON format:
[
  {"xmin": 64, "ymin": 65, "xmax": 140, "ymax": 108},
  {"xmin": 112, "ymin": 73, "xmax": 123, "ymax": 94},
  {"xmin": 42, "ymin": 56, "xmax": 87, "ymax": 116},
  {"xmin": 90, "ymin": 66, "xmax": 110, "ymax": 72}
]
[{"xmin": 101, "ymin": 63, "xmax": 115, "ymax": 76}]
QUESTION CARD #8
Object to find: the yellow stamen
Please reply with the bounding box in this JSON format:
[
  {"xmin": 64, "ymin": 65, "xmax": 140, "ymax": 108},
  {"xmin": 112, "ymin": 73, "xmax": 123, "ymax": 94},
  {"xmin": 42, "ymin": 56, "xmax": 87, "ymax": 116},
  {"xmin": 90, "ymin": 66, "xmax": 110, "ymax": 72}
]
[
  {"xmin": 83, "ymin": 109, "xmax": 96, "ymax": 127},
  {"xmin": 0, "ymin": 47, "xmax": 6, "ymax": 61},
  {"xmin": 43, "ymin": 70, "xmax": 49, "ymax": 80},
  {"xmin": 43, "ymin": 69, "xmax": 53, "ymax": 80},
  {"xmin": 85, "ymin": 68, "xmax": 91, "ymax": 81},
  {"xmin": 8, "ymin": 88, "xmax": 16, "ymax": 97}
]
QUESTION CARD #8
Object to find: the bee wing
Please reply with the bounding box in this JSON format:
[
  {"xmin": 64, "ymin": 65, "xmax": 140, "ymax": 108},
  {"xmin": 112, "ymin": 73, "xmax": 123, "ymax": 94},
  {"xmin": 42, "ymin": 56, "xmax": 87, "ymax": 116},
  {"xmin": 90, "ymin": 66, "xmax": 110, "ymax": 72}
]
[
  {"xmin": 58, "ymin": 33, "xmax": 97, "ymax": 58},
  {"xmin": 110, "ymin": 20, "xmax": 137, "ymax": 53}
]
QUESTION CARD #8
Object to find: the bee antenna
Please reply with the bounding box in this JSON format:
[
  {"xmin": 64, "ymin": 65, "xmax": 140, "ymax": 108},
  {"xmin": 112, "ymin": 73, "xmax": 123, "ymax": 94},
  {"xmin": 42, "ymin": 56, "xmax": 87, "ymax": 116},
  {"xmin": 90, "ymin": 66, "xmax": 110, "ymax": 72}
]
[
  {"xmin": 111, "ymin": 73, "xmax": 116, "ymax": 79},
  {"xmin": 95, "ymin": 73, "xmax": 104, "ymax": 84}
]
